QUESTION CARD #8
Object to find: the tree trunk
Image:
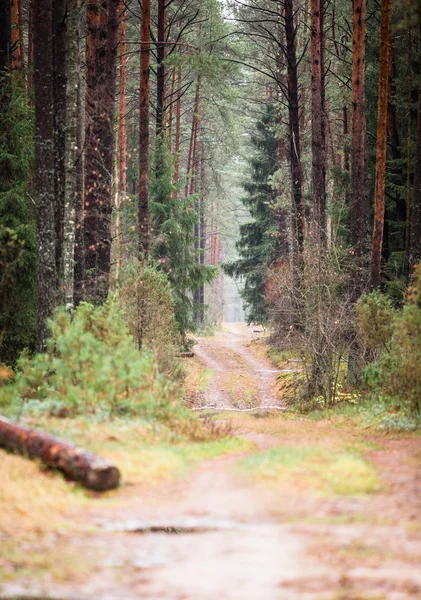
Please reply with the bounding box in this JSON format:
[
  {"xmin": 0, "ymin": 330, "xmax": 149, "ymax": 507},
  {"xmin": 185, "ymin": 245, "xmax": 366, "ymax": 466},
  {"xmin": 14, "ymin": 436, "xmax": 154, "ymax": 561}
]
[
  {"xmin": 74, "ymin": 18, "xmax": 85, "ymax": 306},
  {"xmin": 0, "ymin": 1, "xmax": 11, "ymax": 75},
  {"xmin": 369, "ymin": 0, "xmax": 391, "ymax": 290},
  {"xmin": 156, "ymin": 0, "xmax": 166, "ymax": 135},
  {"xmin": 0, "ymin": 416, "xmax": 120, "ymax": 491},
  {"xmin": 405, "ymin": 29, "xmax": 412, "ymax": 278},
  {"xmin": 350, "ymin": 0, "xmax": 369, "ymax": 282},
  {"xmin": 173, "ymin": 67, "xmax": 182, "ymax": 197},
  {"xmin": 138, "ymin": 0, "xmax": 150, "ymax": 258},
  {"xmin": 310, "ymin": 0, "xmax": 327, "ymax": 246},
  {"xmin": 348, "ymin": 0, "xmax": 369, "ymax": 386},
  {"xmin": 285, "ymin": 0, "xmax": 304, "ymax": 258},
  {"xmin": 62, "ymin": 0, "xmax": 80, "ymax": 311},
  {"xmin": 410, "ymin": 54, "xmax": 421, "ymax": 271},
  {"xmin": 10, "ymin": 0, "xmax": 24, "ymax": 70},
  {"xmin": 53, "ymin": 0, "xmax": 68, "ymax": 290},
  {"xmin": 27, "ymin": 0, "xmax": 34, "ymax": 88},
  {"xmin": 33, "ymin": 0, "xmax": 57, "ymax": 349},
  {"xmin": 84, "ymin": 0, "xmax": 119, "ymax": 302},
  {"xmin": 119, "ymin": 0, "xmax": 127, "ymax": 196}
]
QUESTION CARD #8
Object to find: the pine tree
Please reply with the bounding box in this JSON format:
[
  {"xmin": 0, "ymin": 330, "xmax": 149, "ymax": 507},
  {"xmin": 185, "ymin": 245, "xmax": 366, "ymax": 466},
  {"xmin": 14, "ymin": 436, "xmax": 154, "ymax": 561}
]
[{"xmin": 224, "ymin": 106, "xmax": 280, "ymax": 324}]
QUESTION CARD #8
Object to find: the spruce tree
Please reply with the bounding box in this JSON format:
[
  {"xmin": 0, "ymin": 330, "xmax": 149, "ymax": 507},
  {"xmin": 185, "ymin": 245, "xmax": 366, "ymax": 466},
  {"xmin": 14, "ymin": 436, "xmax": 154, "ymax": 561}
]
[{"xmin": 224, "ymin": 105, "xmax": 279, "ymax": 324}]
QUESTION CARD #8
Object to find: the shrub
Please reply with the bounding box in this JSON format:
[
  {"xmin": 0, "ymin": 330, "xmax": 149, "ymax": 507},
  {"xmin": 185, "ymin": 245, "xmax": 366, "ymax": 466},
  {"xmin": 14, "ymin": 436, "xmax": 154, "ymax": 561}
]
[
  {"xmin": 377, "ymin": 267, "xmax": 421, "ymax": 413},
  {"xmin": 0, "ymin": 301, "xmax": 189, "ymax": 422},
  {"xmin": 117, "ymin": 260, "xmax": 184, "ymax": 380},
  {"xmin": 356, "ymin": 291, "xmax": 395, "ymax": 357}
]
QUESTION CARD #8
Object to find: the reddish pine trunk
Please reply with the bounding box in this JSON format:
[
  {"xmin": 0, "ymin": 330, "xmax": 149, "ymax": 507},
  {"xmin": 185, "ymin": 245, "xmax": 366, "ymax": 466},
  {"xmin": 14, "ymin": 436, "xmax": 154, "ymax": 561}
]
[
  {"xmin": 0, "ymin": 416, "xmax": 120, "ymax": 491},
  {"xmin": 84, "ymin": 0, "xmax": 119, "ymax": 301},
  {"xmin": 405, "ymin": 29, "xmax": 412, "ymax": 277},
  {"xmin": 156, "ymin": 0, "xmax": 166, "ymax": 134},
  {"xmin": 27, "ymin": 0, "xmax": 34, "ymax": 87},
  {"xmin": 350, "ymin": 0, "xmax": 369, "ymax": 276},
  {"xmin": 10, "ymin": 0, "xmax": 24, "ymax": 69},
  {"xmin": 370, "ymin": 0, "xmax": 391, "ymax": 289},
  {"xmin": 285, "ymin": 0, "xmax": 304, "ymax": 257},
  {"xmin": 138, "ymin": 0, "xmax": 150, "ymax": 258},
  {"xmin": 185, "ymin": 78, "xmax": 201, "ymax": 197},
  {"xmin": 310, "ymin": 0, "xmax": 327, "ymax": 246},
  {"xmin": 119, "ymin": 0, "xmax": 127, "ymax": 196},
  {"xmin": 409, "ymin": 53, "xmax": 421, "ymax": 270}
]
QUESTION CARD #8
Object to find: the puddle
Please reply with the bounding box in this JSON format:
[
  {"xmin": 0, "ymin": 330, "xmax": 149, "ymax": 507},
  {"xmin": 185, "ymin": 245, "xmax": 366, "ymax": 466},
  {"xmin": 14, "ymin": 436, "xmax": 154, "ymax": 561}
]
[{"xmin": 101, "ymin": 518, "xmax": 240, "ymax": 534}]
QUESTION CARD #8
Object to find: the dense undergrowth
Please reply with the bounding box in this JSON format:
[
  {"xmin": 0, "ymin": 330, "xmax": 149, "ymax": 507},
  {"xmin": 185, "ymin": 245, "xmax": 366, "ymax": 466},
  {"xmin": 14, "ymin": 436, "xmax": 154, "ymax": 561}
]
[
  {"xmin": 262, "ymin": 268, "xmax": 421, "ymax": 430},
  {"xmin": 0, "ymin": 299, "xmax": 216, "ymax": 439}
]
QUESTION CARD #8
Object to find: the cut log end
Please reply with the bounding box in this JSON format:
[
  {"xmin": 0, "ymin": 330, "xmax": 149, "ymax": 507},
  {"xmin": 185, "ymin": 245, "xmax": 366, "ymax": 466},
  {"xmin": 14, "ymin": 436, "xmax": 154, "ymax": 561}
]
[{"xmin": 0, "ymin": 416, "xmax": 121, "ymax": 491}]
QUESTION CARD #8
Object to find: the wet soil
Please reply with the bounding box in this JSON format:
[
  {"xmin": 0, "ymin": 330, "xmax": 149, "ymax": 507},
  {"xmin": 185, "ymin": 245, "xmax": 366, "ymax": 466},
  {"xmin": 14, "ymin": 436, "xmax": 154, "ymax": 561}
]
[{"xmin": 2, "ymin": 324, "xmax": 421, "ymax": 600}]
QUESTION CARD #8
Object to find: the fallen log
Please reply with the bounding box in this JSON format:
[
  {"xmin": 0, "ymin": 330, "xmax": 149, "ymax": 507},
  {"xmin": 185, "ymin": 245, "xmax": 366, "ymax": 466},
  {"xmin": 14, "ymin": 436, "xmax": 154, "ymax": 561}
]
[{"xmin": 0, "ymin": 416, "xmax": 120, "ymax": 491}]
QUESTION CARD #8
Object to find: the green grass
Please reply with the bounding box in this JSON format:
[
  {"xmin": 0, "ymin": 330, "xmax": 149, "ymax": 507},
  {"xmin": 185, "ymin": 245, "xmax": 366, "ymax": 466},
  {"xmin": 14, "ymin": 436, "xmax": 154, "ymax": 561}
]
[{"xmin": 238, "ymin": 445, "xmax": 381, "ymax": 496}]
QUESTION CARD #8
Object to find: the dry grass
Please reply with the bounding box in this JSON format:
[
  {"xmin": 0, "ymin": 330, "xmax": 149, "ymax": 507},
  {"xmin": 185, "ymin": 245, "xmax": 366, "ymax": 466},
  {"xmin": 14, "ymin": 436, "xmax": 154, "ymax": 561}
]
[
  {"xmin": 218, "ymin": 371, "xmax": 259, "ymax": 408},
  {"xmin": 0, "ymin": 416, "xmax": 250, "ymax": 582}
]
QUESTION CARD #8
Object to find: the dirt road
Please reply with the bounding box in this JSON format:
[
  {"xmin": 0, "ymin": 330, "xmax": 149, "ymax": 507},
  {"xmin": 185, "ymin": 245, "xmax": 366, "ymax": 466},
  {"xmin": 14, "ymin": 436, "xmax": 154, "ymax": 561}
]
[{"xmin": 2, "ymin": 325, "xmax": 421, "ymax": 600}]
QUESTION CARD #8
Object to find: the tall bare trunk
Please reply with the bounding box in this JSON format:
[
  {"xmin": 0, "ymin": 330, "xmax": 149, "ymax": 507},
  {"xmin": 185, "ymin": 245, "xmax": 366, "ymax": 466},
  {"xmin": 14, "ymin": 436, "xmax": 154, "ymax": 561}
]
[
  {"xmin": 138, "ymin": 0, "xmax": 150, "ymax": 258},
  {"xmin": 410, "ymin": 51, "xmax": 421, "ymax": 271},
  {"xmin": 84, "ymin": 0, "xmax": 119, "ymax": 302},
  {"xmin": 350, "ymin": 0, "xmax": 368, "ymax": 282},
  {"xmin": 62, "ymin": 0, "xmax": 80, "ymax": 311},
  {"xmin": 0, "ymin": 2, "xmax": 11, "ymax": 75},
  {"xmin": 156, "ymin": 0, "xmax": 166, "ymax": 135},
  {"xmin": 119, "ymin": 1, "xmax": 127, "ymax": 196},
  {"xmin": 370, "ymin": 0, "xmax": 391, "ymax": 289},
  {"xmin": 285, "ymin": 0, "xmax": 304, "ymax": 259},
  {"xmin": 33, "ymin": 0, "xmax": 56, "ymax": 349},
  {"xmin": 173, "ymin": 68, "xmax": 182, "ymax": 197},
  {"xmin": 405, "ymin": 29, "xmax": 412, "ymax": 278},
  {"xmin": 310, "ymin": 0, "xmax": 327, "ymax": 246},
  {"xmin": 10, "ymin": 0, "xmax": 24, "ymax": 70}
]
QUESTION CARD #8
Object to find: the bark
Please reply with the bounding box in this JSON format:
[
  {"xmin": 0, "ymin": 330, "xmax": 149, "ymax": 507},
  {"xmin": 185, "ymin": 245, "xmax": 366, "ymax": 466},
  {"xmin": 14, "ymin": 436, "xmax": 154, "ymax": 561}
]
[
  {"xmin": 409, "ymin": 55, "xmax": 421, "ymax": 270},
  {"xmin": 285, "ymin": 0, "xmax": 304, "ymax": 258},
  {"xmin": 348, "ymin": 0, "xmax": 369, "ymax": 386},
  {"xmin": 0, "ymin": 1, "xmax": 11, "ymax": 75},
  {"xmin": 28, "ymin": 0, "xmax": 34, "ymax": 87},
  {"xmin": 173, "ymin": 68, "xmax": 182, "ymax": 196},
  {"xmin": 370, "ymin": 0, "xmax": 391, "ymax": 289},
  {"xmin": 405, "ymin": 29, "xmax": 412, "ymax": 278},
  {"xmin": 0, "ymin": 416, "xmax": 120, "ymax": 491},
  {"xmin": 84, "ymin": 0, "xmax": 119, "ymax": 302},
  {"xmin": 10, "ymin": 0, "xmax": 24, "ymax": 70},
  {"xmin": 74, "ymin": 18, "xmax": 85, "ymax": 305},
  {"xmin": 138, "ymin": 0, "xmax": 150, "ymax": 258},
  {"xmin": 185, "ymin": 78, "xmax": 201, "ymax": 197},
  {"xmin": 63, "ymin": 0, "xmax": 80, "ymax": 311},
  {"xmin": 310, "ymin": 0, "xmax": 327, "ymax": 246},
  {"xmin": 33, "ymin": 0, "xmax": 57, "ymax": 349},
  {"xmin": 168, "ymin": 68, "xmax": 176, "ymax": 153},
  {"xmin": 156, "ymin": 0, "xmax": 166, "ymax": 134},
  {"xmin": 53, "ymin": 0, "xmax": 68, "ymax": 288},
  {"xmin": 119, "ymin": 0, "xmax": 127, "ymax": 196},
  {"xmin": 350, "ymin": 0, "xmax": 369, "ymax": 279}
]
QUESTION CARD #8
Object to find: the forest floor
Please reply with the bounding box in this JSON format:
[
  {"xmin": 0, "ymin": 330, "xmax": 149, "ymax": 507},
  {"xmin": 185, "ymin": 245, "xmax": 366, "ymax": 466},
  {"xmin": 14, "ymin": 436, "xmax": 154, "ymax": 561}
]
[{"xmin": 1, "ymin": 324, "xmax": 421, "ymax": 600}]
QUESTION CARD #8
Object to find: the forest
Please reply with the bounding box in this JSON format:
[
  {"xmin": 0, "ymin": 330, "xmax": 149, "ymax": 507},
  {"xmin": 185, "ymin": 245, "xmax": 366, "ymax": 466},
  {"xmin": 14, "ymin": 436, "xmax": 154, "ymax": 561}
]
[{"xmin": 0, "ymin": 0, "xmax": 421, "ymax": 597}]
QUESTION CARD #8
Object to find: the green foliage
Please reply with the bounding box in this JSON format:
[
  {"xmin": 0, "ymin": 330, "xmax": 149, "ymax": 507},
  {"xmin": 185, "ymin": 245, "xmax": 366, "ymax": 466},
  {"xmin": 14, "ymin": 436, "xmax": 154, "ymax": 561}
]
[
  {"xmin": 0, "ymin": 301, "xmax": 191, "ymax": 422},
  {"xmin": 0, "ymin": 73, "xmax": 36, "ymax": 365},
  {"xmin": 150, "ymin": 136, "xmax": 216, "ymax": 338},
  {"xmin": 356, "ymin": 292, "xmax": 395, "ymax": 355},
  {"xmin": 377, "ymin": 268, "xmax": 421, "ymax": 413},
  {"xmin": 117, "ymin": 259, "xmax": 184, "ymax": 380},
  {"xmin": 223, "ymin": 105, "xmax": 279, "ymax": 324}
]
